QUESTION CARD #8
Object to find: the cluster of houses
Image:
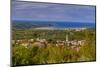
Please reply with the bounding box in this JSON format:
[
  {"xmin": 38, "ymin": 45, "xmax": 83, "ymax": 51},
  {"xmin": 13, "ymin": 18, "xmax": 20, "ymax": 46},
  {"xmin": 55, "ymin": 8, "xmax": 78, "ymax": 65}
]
[
  {"xmin": 12, "ymin": 38, "xmax": 48, "ymax": 48},
  {"xmin": 55, "ymin": 40, "xmax": 85, "ymax": 47},
  {"xmin": 12, "ymin": 37, "xmax": 86, "ymax": 52},
  {"xmin": 56, "ymin": 39, "xmax": 85, "ymax": 52},
  {"xmin": 12, "ymin": 29, "xmax": 87, "ymax": 52}
]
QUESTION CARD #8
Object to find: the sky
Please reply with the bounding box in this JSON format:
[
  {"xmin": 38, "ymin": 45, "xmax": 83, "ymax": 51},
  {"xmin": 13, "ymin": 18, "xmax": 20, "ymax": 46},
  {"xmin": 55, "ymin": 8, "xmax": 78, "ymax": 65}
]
[{"xmin": 12, "ymin": 1, "xmax": 96, "ymax": 23}]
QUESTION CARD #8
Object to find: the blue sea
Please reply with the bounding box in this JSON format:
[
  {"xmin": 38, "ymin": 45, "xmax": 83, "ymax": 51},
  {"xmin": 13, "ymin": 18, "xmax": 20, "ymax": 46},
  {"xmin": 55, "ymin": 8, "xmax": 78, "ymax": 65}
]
[
  {"xmin": 53, "ymin": 22, "xmax": 95, "ymax": 28},
  {"xmin": 13, "ymin": 20, "xmax": 96, "ymax": 29}
]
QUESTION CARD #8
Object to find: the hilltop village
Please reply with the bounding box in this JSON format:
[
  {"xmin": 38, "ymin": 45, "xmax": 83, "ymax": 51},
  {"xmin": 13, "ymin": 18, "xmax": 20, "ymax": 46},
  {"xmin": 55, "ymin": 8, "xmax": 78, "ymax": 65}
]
[{"xmin": 12, "ymin": 28, "xmax": 88, "ymax": 52}]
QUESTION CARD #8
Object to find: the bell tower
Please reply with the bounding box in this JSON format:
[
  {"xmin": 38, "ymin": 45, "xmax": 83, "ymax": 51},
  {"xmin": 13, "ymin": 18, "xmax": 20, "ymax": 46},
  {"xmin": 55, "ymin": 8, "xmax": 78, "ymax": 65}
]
[{"xmin": 66, "ymin": 34, "xmax": 68, "ymax": 41}]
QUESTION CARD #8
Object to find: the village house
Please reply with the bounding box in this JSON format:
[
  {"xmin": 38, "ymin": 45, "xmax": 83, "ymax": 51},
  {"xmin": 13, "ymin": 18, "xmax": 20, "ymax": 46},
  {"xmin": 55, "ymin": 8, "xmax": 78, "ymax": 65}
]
[{"xmin": 33, "ymin": 38, "xmax": 48, "ymax": 48}]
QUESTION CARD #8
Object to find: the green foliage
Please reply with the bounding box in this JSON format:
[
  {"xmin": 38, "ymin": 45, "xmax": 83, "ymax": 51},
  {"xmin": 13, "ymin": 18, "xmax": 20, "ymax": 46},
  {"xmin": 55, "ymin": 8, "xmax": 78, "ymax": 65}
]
[
  {"xmin": 79, "ymin": 43, "xmax": 96, "ymax": 61},
  {"xmin": 12, "ymin": 45, "xmax": 32, "ymax": 65},
  {"xmin": 12, "ymin": 44, "xmax": 96, "ymax": 65}
]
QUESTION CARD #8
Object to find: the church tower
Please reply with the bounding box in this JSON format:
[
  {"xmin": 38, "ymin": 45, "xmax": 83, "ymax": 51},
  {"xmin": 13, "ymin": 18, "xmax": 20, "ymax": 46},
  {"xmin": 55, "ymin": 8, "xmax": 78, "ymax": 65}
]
[{"xmin": 66, "ymin": 34, "xmax": 68, "ymax": 41}]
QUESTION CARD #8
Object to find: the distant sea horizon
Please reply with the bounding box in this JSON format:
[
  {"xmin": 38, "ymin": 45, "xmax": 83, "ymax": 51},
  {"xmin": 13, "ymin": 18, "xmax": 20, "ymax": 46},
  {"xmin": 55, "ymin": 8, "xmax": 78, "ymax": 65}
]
[{"xmin": 12, "ymin": 20, "xmax": 96, "ymax": 29}]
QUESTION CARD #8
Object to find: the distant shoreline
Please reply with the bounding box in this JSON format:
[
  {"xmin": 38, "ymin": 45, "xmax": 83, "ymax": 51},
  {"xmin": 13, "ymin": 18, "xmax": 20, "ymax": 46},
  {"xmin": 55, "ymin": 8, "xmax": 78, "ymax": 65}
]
[{"xmin": 33, "ymin": 27, "xmax": 93, "ymax": 30}]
